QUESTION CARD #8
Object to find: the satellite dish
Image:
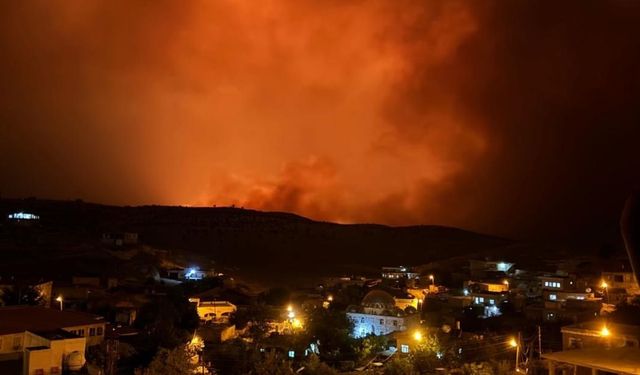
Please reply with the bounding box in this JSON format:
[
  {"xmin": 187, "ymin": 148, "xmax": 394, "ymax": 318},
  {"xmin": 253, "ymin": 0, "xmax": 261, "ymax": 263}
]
[{"xmin": 66, "ymin": 351, "xmax": 85, "ymax": 371}]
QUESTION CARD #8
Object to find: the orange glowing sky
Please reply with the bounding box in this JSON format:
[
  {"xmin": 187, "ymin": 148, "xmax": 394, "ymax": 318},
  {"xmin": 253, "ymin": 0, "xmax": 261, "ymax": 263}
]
[{"xmin": 2, "ymin": 1, "xmax": 640, "ymax": 239}]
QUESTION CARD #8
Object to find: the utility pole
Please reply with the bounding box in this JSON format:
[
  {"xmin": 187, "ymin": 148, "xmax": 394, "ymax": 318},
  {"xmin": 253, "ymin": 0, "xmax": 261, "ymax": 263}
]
[
  {"xmin": 538, "ymin": 325, "xmax": 543, "ymax": 358},
  {"xmin": 105, "ymin": 336, "xmax": 118, "ymax": 375}
]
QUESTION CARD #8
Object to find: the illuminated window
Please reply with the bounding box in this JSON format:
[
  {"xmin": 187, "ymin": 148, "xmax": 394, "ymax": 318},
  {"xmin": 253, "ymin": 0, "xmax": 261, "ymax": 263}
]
[
  {"xmin": 549, "ymin": 294, "xmax": 557, "ymax": 301},
  {"xmin": 288, "ymin": 350, "xmax": 295, "ymax": 358},
  {"xmin": 401, "ymin": 344, "xmax": 409, "ymax": 353},
  {"xmin": 489, "ymin": 299, "xmax": 495, "ymax": 305}
]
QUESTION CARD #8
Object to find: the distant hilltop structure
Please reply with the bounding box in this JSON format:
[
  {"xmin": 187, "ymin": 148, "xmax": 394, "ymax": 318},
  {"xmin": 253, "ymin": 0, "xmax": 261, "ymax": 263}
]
[{"xmin": 7, "ymin": 211, "xmax": 39, "ymax": 221}]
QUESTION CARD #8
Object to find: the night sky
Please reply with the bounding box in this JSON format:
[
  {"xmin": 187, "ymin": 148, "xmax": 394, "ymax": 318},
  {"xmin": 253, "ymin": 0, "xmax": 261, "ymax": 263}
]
[{"xmin": 2, "ymin": 1, "xmax": 640, "ymax": 241}]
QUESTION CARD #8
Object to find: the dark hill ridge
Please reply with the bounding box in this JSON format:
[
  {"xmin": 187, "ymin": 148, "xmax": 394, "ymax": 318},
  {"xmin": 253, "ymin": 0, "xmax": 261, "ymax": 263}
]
[{"xmin": 0, "ymin": 198, "xmax": 511, "ymax": 272}]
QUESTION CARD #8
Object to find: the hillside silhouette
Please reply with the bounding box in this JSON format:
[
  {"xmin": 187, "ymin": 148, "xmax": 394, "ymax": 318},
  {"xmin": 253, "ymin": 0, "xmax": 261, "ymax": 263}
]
[{"xmin": 0, "ymin": 198, "xmax": 511, "ymax": 276}]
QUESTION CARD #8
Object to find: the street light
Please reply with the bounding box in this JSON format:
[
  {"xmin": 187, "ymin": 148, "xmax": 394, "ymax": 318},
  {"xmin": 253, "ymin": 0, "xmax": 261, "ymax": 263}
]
[
  {"xmin": 510, "ymin": 336, "xmax": 520, "ymax": 371},
  {"xmin": 413, "ymin": 330, "xmax": 423, "ymax": 342},
  {"xmin": 429, "ymin": 275, "xmax": 435, "ymax": 285},
  {"xmin": 601, "ymin": 325, "xmax": 610, "ymax": 337},
  {"xmin": 55, "ymin": 296, "xmax": 63, "ymax": 311},
  {"xmin": 601, "ymin": 281, "xmax": 609, "ymax": 303}
]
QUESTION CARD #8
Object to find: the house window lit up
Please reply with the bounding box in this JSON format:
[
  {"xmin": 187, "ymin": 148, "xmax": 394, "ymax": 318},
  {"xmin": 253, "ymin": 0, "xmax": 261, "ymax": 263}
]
[
  {"xmin": 544, "ymin": 281, "xmax": 561, "ymax": 288},
  {"xmin": 489, "ymin": 299, "xmax": 495, "ymax": 305},
  {"xmin": 475, "ymin": 297, "xmax": 485, "ymax": 304},
  {"xmin": 288, "ymin": 350, "xmax": 295, "ymax": 358},
  {"xmin": 401, "ymin": 345, "xmax": 409, "ymax": 353},
  {"xmin": 549, "ymin": 294, "xmax": 557, "ymax": 301}
]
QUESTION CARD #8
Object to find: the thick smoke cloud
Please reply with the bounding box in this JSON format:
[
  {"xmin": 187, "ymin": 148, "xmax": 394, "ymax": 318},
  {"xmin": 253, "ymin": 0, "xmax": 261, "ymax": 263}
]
[{"xmin": 1, "ymin": 1, "xmax": 639, "ymax": 241}]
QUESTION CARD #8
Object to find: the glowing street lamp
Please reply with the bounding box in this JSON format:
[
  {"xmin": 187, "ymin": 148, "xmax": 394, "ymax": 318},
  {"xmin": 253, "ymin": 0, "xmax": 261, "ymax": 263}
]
[
  {"xmin": 413, "ymin": 330, "xmax": 423, "ymax": 342},
  {"xmin": 55, "ymin": 296, "xmax": 63, "ymax": 311},
  {"xmin": 428, "ymin": 275, "xmax": 435, "ymax": 285},
  {"xmin": 503, "ymin": 280, "xmax": 510, "ymax": 286},
  {"xmin": 287, "ymin": 305, "xmax": 293, "ymax": 312},
  {"xmin": 327, "ymin": 295, "xmax": 333, "ymax": 302},
  {"xmin": 601, "ymin": 281, "xmax": 609, "ymax": 303},
  {"xmin": 601, "ymin": 325, "xmax": 610, "ymax": 337},
  {"xmin": 510, "ymin": 336, "xmax": 520, "ymax": 371}
]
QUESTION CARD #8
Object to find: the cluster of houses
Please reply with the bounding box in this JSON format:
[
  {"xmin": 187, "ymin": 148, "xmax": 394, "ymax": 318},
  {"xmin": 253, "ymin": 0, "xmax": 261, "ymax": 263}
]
[{"xmin": 328, "ymin": 258, "xmax": 640, "ymax": 372}]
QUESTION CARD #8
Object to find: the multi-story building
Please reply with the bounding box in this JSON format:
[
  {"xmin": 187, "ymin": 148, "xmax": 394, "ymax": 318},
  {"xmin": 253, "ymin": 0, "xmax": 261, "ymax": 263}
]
[
  {"xmin": 0, "ymin": 306, "xmax": 106, "ymax": 374},
  {"xmin": 101, "ymin": 232, "xmax": 138, "ymax": 247},
  {"xmin": 465, "ymin": 279, "xmax": 510, "ymax": 317},
  {"xmin": 534, "ymin": 274, "xmax": 602, "ymax": 322},
  {"xmin": 346, "ymin": 290, "xmax": 418, "ymax": 338},
  {"xmin": 602, "ymin": 271, "xmax": 640, "ymax": 302}
]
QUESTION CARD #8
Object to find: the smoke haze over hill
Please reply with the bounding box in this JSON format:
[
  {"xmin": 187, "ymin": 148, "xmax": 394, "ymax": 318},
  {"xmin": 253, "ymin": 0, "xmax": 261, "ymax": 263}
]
[{"xmin": 2, "ymin": 1, "xmax": 640, "ymax": 241}]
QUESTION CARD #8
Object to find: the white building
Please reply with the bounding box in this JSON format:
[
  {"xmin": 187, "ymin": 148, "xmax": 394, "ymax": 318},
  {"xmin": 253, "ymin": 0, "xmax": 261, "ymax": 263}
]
[
  {"xmin": 167, "ymin": 267, "xmax": 216, "ymax": 281},
  {"xmin": 346, "ymin": 290, "xmax": 418, "ymax": 338},
  {"xmin": 189, "ymin": 297, "xmax": 237, "ymax": 323},
  {"xmin": 381, "ymin": 266, "xmax": 419, "ymax": 280}
]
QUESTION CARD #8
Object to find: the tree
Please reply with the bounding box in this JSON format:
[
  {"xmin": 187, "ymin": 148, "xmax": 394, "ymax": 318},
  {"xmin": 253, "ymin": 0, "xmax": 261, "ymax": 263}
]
[
  {"xmin": 304, "ymin": 308, "xmax": 357, "ymax": 363},
  {"xmin": 299, "ymin": 354, "xmax": 338, "ymax": 375},
  {"xmin": 358, "ymin": 335, "xmax": 388, "ymax": 360},
  {"xmin": 252, "ymin": 352, "xmax": 294, "ymax": 375},
  {"xmin": 134, "ymin": 291, "xmax": 199, "ymax": 349},
  {"xmin": 206, "ymin": 338, "xmax": 260, "ymax": 375},
  {"xmin": 0, "ymin": 286, "xmax": 43, "ymax": 306},
  {"xmin": 384, "ymin": 357, "xmax": 416, "ymax": 375},
  {"xmin": 410, "ymin": 333, "xmax": 443, "ymax": 374},
  {"xmin": 143, "ymin": 346, "xmax": 195, "ymax": 375},
  {"xmin": 609, "ymin": 299, "xmax": 640, "ymax": 325},
  {"xmin": 231, "ymin": 304, "xmax": 271, "ymax": 341}
]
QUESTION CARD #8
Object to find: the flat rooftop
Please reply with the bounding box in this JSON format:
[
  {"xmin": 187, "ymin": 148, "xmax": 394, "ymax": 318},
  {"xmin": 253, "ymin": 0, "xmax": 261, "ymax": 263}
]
[
  {"xmin": 0, "ymin": 306, "xmax": 104, "ymax": 335},
  {"xmin": 543, "ymin": 347, "xmax": 640, "ymax": 374},
  {"xmin": 562, "ymin": 321, "xmax": 640, "ymax": 338}
]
